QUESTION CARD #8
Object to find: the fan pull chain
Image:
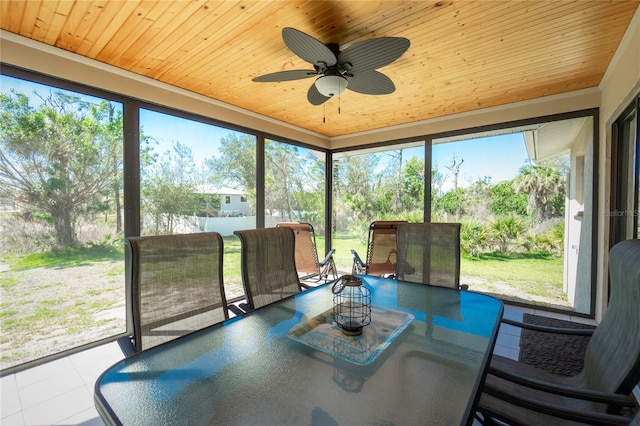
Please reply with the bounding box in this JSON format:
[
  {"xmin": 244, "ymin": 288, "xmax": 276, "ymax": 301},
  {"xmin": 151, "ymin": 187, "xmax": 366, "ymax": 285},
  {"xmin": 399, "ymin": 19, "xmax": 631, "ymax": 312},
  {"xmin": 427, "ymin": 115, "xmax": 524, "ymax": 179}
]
[{"xmin": 323, "ymin": 103, "xmax": 326, "ymax": 124}]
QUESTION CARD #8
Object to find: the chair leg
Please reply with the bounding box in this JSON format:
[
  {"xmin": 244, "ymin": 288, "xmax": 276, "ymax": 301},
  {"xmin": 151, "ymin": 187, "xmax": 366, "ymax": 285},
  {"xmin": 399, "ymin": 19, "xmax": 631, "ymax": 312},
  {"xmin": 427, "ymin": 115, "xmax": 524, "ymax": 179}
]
[
  {"xmin": 474, "ymin": 410, "xmax": 508, "ymax": 426},
  {"xmin": 117, "ymin": 335, "xmax": 136, "ymax": 357},
  {"xmin": 228, "ymin": 304, "xmax": 246, "ymax": 317}
]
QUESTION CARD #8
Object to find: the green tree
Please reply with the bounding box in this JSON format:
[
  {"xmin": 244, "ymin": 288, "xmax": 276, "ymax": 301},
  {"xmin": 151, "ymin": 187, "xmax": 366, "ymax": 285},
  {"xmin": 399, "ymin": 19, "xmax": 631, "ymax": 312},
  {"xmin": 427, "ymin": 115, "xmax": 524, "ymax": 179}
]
[
  {"xmin": 204, "ymin": 133, "xmax": 256, "ymax": 206},
  {"xmin": 102, "ymin": 102, "xmax": 124, "ymax": 234},
  {"xmin": 489, "ymin": 179, "xmax": 528, "ymax": 216},
  {"xmin": 334, "ymin": 155, "xmax": 379, "ymax": 223},
  {"xmin": 401, "ymin": 156, "xmax": 424, "ymax": 211},
  {"xmin": 382, "ymin": 149, "xmax": 403, "ymax": 213},
  {"xmin": 513, "ymin": 163, "xmax": 566, "ymax": 223},
  {"xmin": 264, "ymin": 141, "xmax": 324, "ymax": 222},
  {"xmin": 293, "ymin": 151, "xmax": 325, "ymax": 224},
  {"xmin": 434, "ymin": 188, "xmax": 466, "ymax": 217},
  {"xmin": 141, "ymin": 141, "xmax": 200, "ymax": 234},
  {"xmin": 0, "ymin": 90, "xmax": 121, "ymax": 247},
  {"xmin": 431, "ymin": 164, "xmax": 445, "ymax": 202},
  {"xmin": 462, "ymin": 177, "xmax": 493, "ymax": 221}
]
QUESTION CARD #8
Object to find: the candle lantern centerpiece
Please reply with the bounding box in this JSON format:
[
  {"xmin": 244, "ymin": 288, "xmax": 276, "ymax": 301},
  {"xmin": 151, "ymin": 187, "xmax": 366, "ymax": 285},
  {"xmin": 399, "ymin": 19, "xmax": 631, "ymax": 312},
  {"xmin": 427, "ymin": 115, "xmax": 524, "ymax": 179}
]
[{"xmin": 332, "ymin": 275, "xmax": 372, "ymax": 335}]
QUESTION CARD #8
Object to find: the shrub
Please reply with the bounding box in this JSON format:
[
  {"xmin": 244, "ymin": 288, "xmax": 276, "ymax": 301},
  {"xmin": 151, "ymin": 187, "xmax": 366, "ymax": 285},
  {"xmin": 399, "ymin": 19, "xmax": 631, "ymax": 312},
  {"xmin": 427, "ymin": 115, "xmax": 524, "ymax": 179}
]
[
  {"xmin": 490, "ymin": 214, "xmax": 526, "ymax": 254},
  {"xmin": 461, "ymin": 221, "xmax": 490, "ymax": 257},
  {"xmin": 0, "ymin": 213, "xmax": 56, "ymax": 256}
]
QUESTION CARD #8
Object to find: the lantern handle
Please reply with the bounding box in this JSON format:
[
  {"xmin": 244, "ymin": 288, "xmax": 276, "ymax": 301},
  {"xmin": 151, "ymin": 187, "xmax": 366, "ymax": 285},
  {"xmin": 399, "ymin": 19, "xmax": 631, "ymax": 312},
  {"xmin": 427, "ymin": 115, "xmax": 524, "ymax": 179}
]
[{"xmin": 331, "ymin": 274, "xmax": 360, "ymax": 294}]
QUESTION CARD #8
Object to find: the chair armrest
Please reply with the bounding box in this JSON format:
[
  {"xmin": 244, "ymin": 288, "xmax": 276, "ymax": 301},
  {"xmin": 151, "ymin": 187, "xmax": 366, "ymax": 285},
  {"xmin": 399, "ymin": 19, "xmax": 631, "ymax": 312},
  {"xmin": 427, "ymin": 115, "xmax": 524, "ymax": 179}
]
[
  {"xmin": 488, "ymin": 366, "xmax": 636, "ymax": 406},
  {"xmin": 501, "ymin": 317, "xmax": 595, "ymax": 336},
  {"xmin": 351, "ymin": 249, "xmax": 366, "ymax": 274},
  {"xmin": 319, "ymin": 249, "xmax": 336, "ymax": 266},
  {"xmin": 351, "ymin": 249, "xmax": 365, "ymax": 267},
  {"xmin": 482, "ymin": 383, "xmax": 634, "ymax": 426}
]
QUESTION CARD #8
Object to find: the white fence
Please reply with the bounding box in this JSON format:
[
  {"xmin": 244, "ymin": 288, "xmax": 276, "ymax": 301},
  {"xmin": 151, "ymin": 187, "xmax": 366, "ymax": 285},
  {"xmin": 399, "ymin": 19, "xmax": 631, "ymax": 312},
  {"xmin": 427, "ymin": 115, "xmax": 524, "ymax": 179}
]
[{"xmin": 169, "ymin": 215, "xmax": 280, "ymax": 236}]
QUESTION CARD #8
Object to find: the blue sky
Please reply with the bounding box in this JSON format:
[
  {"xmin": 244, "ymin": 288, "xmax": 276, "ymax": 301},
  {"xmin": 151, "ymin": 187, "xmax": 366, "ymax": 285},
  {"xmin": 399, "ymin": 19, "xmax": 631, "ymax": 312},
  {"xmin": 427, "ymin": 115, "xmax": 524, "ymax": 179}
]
[
  {"xmin": 140, "ymin": 109, "xmax": 231, "ymax": 162},
  {"xmin": 1, "ymin": 75, "xmax": 107, "ymax": 109},
  {"xmin": 433, "ymin": 134, "xmax": 528, "ymax": 190},
  {"xmin": 2, "ymin": 74, "xmax": 530, "ymax": 189}
]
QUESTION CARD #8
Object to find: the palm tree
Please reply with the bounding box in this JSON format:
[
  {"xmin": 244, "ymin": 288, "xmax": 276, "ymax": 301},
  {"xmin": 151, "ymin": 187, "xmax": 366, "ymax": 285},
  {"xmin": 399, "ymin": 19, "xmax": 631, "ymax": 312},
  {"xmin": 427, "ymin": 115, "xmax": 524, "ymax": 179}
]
[{"xmin": 513, "ymin": 163, "xmax": 566, "ymax": 223}]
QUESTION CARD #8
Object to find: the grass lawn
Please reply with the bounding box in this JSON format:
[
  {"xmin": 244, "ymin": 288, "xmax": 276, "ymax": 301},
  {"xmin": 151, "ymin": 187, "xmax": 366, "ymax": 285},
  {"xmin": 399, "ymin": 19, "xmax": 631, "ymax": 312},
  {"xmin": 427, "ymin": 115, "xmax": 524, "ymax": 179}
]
[
  {"xmin": 328, "ymin": 232, "xmax": 367, "ymax": 272},
  {"xmin": 462, "ymin": 251, "xmax": 562, "ymax": 282},
  {"xmin": 3, "ymin": 235, "xmax": 564, "ymax": 301},
  {"xmin": 461, "ymin": 252, "xmax": 567, "ymax": 307},
  {"xmin": 0, "ymin": 232, "xmax": 568, "ymax": 369},
  {"xmin": 4, "ymin": 243, "xmax": 123, "ymax": 270},
  {"xmin": 324, "ymin": 233, "xmax": 567, "ymax": 307}
]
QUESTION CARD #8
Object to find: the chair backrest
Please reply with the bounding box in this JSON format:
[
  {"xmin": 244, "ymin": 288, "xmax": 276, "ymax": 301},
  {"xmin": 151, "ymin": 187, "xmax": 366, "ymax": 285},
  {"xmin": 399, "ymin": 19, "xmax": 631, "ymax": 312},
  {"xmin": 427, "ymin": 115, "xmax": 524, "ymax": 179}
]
[
  {"xmin": 396, "ymin": 222, "xmax": 461, "ymax": 289},
  {"xmin": 366, "ymin": 220, "xmax": 408, "ymax": 275},
  {"xmin": 583, "ymin": 239, "xmax": 640, "ymax": 394},
  {"xmin": 235, "ymin": 227, "xmax": 302, "ymax": 310},
  {"xmin": 276, "ymin": 222, "xmax": 319, "ymax": 275},
  {"xmin": 125, "ymin": 232, "xmax": 228, "ymax": 352}
]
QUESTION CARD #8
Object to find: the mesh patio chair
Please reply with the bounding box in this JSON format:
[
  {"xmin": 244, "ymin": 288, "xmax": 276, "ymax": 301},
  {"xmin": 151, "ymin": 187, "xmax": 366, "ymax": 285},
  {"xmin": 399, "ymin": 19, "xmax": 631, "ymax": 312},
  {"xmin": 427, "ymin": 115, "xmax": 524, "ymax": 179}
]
[
  {"xmin": 234, "ymin": 227, "xmax": 303, "ymax": 311},
  {"xmin": 119, "ymin": 232, "xmax": 229, "ymax": 355},
  {"xmin": 395, "ymin": 222, "xmax": 466, "ymax": 290},
  {"xmin": 276, "ymin": 222, "xmax": 337, "ymax": 284},
  {"xmin": 351, "ymin": 220, "xmax": 407, "ymax": 277},
  {"xmin": 476, "ymin": 239, "xmax": 640, "ymax": 426}
]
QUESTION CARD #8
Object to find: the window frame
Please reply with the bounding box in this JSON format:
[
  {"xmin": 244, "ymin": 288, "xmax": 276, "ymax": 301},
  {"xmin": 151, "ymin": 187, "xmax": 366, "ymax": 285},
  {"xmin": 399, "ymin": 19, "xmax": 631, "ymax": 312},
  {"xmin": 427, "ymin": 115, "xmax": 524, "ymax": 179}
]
[
  {"xmin": 610, "ymin": 96, "xmax": 640, "ymax": 246},
  {"xmin": 0, "ymin": 64, "xmax": 601, "ymax": 373}
]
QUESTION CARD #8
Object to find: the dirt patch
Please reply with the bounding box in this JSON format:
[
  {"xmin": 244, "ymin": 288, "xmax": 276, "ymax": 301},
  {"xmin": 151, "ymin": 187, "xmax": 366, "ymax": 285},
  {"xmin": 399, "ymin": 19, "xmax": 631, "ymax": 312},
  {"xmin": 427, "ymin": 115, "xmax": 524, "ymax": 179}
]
[
  {"xmin": 0, "ymin": 262, "xmax": 568, "ymax": 371},
  {"xmin": 1, "ymin": 262, "xmax": 125, "ymax": 370},
  {"xmin": 462, "ymin": 275, "xmax": 572, "ymax": 309},
  {"xmin": 0, "ymin": 261, "xmax": 244, "ymax": 371}
]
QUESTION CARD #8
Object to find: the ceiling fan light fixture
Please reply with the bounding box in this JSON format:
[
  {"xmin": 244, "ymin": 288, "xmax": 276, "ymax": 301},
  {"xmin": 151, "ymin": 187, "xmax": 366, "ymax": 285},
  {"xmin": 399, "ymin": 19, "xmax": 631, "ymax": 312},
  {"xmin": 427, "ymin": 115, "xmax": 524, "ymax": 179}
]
[{"xmin": 315, "ymin": 75, "xmax": 348, "ymax": 97}]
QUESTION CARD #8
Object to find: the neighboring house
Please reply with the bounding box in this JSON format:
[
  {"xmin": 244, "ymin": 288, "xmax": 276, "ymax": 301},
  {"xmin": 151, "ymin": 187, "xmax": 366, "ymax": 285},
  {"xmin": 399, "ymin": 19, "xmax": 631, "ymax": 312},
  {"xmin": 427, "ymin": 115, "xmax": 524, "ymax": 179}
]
[{"xmin": 196, "ymin": 184, "xmax": 252, "ymax": 217}]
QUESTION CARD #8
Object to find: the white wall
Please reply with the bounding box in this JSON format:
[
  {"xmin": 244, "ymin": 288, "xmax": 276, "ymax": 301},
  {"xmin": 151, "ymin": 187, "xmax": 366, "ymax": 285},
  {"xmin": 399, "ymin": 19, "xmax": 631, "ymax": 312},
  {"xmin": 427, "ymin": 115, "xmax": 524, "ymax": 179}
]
[
  {"xmin": 564, "ymin": 119, "xmax": 593, "ymax": 314},
  {"xmin": 201, "ymin": 216, "xmax": 257, "ymax": 236},
  {"xmin": 219, "ymin": 195, "xmax": 252, "ymax": 216},
  {"xmin": 596, "ymin": 6, "xmax": 640, "ymax": 320}
]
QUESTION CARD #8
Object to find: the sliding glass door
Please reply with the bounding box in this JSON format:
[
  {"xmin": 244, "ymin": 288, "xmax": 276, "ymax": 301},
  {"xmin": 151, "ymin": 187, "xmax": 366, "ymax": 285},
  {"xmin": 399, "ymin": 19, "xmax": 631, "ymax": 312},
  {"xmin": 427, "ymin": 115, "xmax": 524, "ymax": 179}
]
[{"xmin": 610, "ymin": 96, "xmax": 640, "ymax": 245}]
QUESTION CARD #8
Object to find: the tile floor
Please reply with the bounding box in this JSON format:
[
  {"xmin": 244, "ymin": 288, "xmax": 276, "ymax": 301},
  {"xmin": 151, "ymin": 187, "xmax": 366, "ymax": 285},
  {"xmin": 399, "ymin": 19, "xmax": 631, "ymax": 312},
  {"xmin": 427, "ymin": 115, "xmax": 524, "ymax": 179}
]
[
  {"xmin": 1, "ymin": 342, "xmax": 123, "ymax": 425},
  {"xmin": 0, "ymin": 304, "xmax": 598, "ymax": 425}
]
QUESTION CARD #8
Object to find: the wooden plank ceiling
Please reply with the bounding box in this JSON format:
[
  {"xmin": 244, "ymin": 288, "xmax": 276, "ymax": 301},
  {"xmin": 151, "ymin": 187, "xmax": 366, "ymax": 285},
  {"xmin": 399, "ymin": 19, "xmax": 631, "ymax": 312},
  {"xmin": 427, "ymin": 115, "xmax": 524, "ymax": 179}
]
[{"xmin": 1, "ymin": 1, "xmax": 638, "ymax": 138}]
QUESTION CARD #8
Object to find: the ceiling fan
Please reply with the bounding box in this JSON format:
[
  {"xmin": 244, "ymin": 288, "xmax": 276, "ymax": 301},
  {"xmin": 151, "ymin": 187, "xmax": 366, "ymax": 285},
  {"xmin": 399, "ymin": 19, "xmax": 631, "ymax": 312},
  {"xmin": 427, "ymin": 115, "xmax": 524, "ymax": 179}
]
[{"xmin": 253, "ymin": 27, "xmax": 410, "ymax": 106}]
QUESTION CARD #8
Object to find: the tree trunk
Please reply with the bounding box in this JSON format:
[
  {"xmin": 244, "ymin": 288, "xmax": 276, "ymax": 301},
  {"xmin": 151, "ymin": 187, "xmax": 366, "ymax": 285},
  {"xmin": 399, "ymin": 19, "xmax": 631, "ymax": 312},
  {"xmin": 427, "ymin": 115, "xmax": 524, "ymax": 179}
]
[
  {"xmin": 114, "ymin": 155, "xmax": 122, "ymax": 234},
  {"xmin": 395, "ymin": 150, "xmax": 402, "ymax": 213},
  {"xmin": 52, "ymin": 207, "xmax": 77, "ymax": 247},
  {"xmin": 115, "ymin": 188, "xmax": 122, "ymax": 234}
]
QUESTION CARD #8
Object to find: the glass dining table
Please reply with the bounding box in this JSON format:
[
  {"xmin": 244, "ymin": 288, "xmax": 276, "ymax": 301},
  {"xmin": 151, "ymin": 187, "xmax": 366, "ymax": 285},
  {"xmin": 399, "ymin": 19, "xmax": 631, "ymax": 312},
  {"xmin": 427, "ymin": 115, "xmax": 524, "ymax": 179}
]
[{"xmin": 95, "ymin": 276, "xmax": 503, "ymax": 426}]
